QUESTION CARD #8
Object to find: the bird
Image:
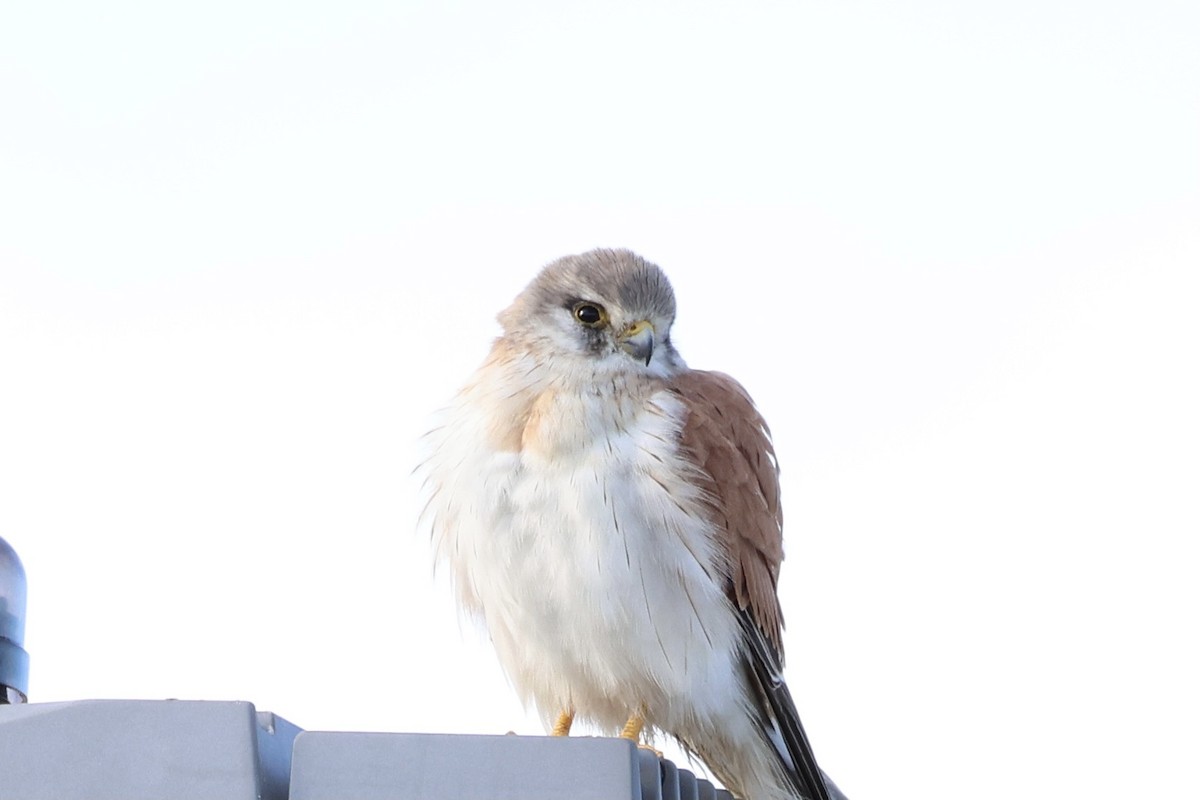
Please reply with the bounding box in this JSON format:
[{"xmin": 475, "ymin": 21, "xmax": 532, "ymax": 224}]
[{"xmin": 420, "ymin": 248, "xmax": 841, "ymax": 800}]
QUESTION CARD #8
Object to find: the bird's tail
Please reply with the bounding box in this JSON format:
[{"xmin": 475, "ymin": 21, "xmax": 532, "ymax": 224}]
[{"xmin": 738, "ymin": 611, "xmax": 847, "ymax": 800}]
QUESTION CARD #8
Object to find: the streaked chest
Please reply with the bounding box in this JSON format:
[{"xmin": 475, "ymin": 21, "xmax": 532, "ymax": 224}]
[{"xmin": 427, "ymin": 367, "xmax": 726, "ymax": 630}]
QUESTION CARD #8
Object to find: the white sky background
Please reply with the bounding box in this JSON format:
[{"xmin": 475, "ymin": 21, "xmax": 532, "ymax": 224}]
[{"xmin": 2, "ymin": 1, "xmax": 1197, "ymax": 798}]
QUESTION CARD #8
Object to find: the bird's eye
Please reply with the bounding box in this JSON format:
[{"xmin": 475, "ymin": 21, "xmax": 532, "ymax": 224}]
[{"xmin": 573, "ymin": 302, "xmax": 607, "ymax": 328}]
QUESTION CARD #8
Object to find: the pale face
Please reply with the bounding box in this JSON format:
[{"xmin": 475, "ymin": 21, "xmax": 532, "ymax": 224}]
[{"xmin": 500, "ymin": 249, "xmax": 685, "ymax": 377}]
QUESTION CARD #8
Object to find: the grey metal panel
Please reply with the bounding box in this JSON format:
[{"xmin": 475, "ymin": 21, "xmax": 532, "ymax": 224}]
[
  {"xmin": 0, "ymin": 699, "xmax": 767, "ymax": 800},
  {"xmin": 676, "ymin": 767, "xmax": 699, "ymax": 800},
  {"xmin": 0, "ymin": 699, "xmax": 300, "ymax": 800},
  {"xmin": 291, "ymin": 732, "xmax": 641, "ymax": 800},
  {"xmin": 638, "ymin": 748, "xmax": 664, "ymax": 800},
  {"xmin": 636, "ymin": 748, "xmax": 732, "ymax": 800},
  {"xmin": 658, "ymin": 756, "xmax": 680, "ymax": 799},
  {"xmin": 256, "ymin": 710, "xmax": 305, "ymax": 800}
]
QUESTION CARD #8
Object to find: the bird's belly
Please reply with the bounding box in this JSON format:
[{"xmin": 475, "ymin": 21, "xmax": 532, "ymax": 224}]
[{"xmin": 463, "ymin": 451, "xmax": 741, "ymax": 731}]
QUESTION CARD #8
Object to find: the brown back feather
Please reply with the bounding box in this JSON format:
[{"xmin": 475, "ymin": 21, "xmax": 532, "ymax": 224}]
[{"xmin": 670, "ymin": 369, "xmax": 787, "ymax": 659}]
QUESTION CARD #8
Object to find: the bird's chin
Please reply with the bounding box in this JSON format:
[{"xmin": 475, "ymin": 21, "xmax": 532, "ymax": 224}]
[
  {"xmin": 618, "ymin": 343, "xmax": 653, "ymax": 366},
  {"xmin": 607, "ymin": 352, "xmax": 678, "ymax": 381}
]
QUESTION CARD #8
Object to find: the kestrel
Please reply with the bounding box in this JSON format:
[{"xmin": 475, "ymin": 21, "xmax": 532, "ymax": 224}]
[{"xmin": 422, "ymin": 249, "xmax": 842, "ymax": 800}]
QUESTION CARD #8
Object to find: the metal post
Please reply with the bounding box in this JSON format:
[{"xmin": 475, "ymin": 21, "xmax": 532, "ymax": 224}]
[{"xmin": 0, "ymin": 536, "xmax": 29, "ymax": 704}]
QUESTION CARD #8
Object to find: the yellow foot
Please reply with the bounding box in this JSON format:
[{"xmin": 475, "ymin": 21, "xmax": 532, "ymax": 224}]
[
  {"xmin": 620, "ymin": 712, "xmax": 661, "ymax": 756},
  {"xmin": 619, "ymin": 711, "xmax": 645, "ymax": 742},
  {"xmin": 551, "ymin": 709, "xmax": 574, "ymax": 737}
]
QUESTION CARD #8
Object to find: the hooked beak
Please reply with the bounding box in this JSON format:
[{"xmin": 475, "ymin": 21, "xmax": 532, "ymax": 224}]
[{"xmin": 617, "ymin": 320, "xmax": 655, "ymax": 366}]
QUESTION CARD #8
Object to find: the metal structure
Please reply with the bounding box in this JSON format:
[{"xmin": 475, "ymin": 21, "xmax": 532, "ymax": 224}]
[
  {"xmin": 0, "ymin": 699, "xmax": 733, "ymax": 800},
  {"xmin": 0, "ymin": 537, "xmax": 29, "ymax": 705}
]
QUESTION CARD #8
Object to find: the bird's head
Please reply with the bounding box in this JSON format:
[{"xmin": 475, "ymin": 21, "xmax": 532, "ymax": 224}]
[{"xmin": 498, "ymin": 249, "xmax": 685, "ymax": 377}]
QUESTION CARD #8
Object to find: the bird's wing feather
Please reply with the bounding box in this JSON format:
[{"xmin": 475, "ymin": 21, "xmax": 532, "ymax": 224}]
[
  {"xmin": 670, "ymin": 369, "xmax": 785, "ymax": 654},
  {"xmin": 671, "ymin": 369, "xmax": 831, "ymax": 800},
  {"xmin": 738, "ymin": 609, "xmax": 835, "ymax": 800}
]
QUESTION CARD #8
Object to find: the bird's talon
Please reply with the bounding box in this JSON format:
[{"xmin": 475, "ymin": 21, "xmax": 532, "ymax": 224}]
[
  {"xmin": 619, "ymin": 711, "xmax": 645, "ymax": 742},
  {"xmin": 551, "ymin": 709, "xmax": 574, "ymax": 737}
]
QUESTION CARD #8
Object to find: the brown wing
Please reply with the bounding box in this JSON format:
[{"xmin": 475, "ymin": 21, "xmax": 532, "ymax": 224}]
[
  {"xmin": 670, "ymin": 369, "xmax": 786, "ymax": 658},
  {"xmin": 672, "ymin": 369, "xmax": 835, "ymax": 800}
]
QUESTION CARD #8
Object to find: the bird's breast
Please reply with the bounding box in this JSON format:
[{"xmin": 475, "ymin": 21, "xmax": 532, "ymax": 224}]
[{"xmin": 427, "ymin": 379, "xmax": 740, "ymax": 725}]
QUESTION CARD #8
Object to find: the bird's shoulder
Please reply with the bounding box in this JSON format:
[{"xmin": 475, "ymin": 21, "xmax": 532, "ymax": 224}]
[
  {"xmin": 665, "ymin": 369, "xmax": 787, "ymax": 657},
  {"xmin": 455, "ymin": 339, "xmax": 685, "ymax": 456}
]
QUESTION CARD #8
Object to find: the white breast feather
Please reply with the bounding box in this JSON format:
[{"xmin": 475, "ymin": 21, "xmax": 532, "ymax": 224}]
[{"xmin": 421, "ymin": 354, "xmax": 744, "ymax": 737}]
